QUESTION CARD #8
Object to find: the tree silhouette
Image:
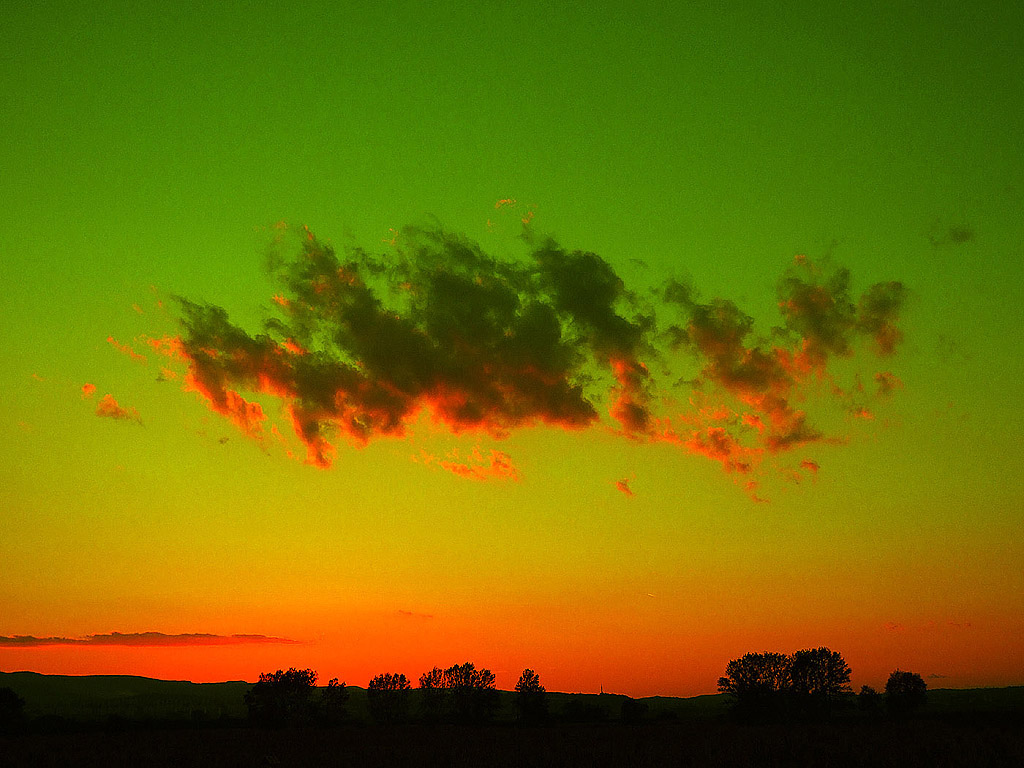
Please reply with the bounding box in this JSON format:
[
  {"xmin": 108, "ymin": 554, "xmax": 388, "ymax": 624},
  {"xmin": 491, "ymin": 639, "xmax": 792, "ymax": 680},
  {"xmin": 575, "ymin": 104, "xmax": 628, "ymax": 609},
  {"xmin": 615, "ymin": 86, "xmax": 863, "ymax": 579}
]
[
  {"xmin": 318, "ymin": 678, "xmax": 349, "ymax": 725},
  {"xmin": 446, "ymin": 662, "xmax": 499, "ymax": 723},
  {"xmin": 417, "ymin": 662, "xmax": 498, "ymax": 723},
  {"xmin": 885, "ymin": 669, "xmax": 927, "ymax": 715},
  {"xmin": 717, "ymin": 651, "xmax": 792, "ymax": 718},
  {"xmin": 418, "ymin": 666, "xmax": 447, "ymax": 723},
  {"xmin": 514, "ymin": 669, "xmax": 548, "ymax": 724},
  {"xmin": 367, "ymin": 672, "xmax": 411, "ymax": 723},
  {"xmin": 789, "ymin": 647, "xmax": 852, "ymax": 715},
  {"xmin": 244, "ymin": 668, "xmax": 318, "ymax": 726},
  {"xmin": 718, "ymin": 648, "xmax": 852, "ymax": 720}
]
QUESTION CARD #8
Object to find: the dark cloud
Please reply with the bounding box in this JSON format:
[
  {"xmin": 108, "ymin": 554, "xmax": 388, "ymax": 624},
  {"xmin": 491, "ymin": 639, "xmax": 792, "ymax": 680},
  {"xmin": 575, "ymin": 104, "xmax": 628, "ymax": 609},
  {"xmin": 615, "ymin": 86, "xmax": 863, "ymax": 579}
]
[
  {"xmin": 0, "ymin": 632, "xmax": 298, "ymax": 648},
  {"xmin": 928, "ymin": 222, "xmax": 975, "ymax": 248},
  {"xmin": 155, "ymin": 224, "xmax": 906, "ymax": 496},
  {"xmin": 874, "ymin": 371, "xmax": 903, "ymax": 397},
  {"xmin": 857, "ymin": 282, "xmax": 906, "ymax": 356}
]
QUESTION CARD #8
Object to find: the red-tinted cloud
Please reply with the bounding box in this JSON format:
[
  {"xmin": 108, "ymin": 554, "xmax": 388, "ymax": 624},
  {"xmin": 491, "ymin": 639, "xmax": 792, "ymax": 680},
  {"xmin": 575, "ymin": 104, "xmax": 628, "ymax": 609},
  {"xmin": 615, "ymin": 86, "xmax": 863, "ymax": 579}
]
[
  {"xmin": 0, "ymin": 632, "xmax": 298, "ymax": 647},
  {"xmin": 107, "ymin": 336, "xmax": 147, "ymax": 363},
  {"xmin": 420, "ymin": 447, "xmax": 520, "ymax": 482},
  {"xmin": 95, "ymin": 394, "xmax": 140, "ymax": 423},
  {"xmin": 663, "ymin": 255, "xmax": 906, "ymax": 477},
  {"xmin": 615, "ymin": 478, "xmax": 634, "ymax": 497},
  {"xmin": 156, "ymin": 225, "xmax": 904, "ymax": 497},
  {"xmin": 81, "ymin": 383, "xmax": 96, "ymax": 399}
]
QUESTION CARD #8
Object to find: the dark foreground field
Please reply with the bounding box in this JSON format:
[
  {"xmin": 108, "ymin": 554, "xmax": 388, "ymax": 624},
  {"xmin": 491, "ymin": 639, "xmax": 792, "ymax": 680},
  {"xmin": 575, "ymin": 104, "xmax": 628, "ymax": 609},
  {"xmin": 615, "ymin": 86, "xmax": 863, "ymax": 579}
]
[{"xmin": 3, "ymin": 716, "xmax": 1023, "ymax": 768}]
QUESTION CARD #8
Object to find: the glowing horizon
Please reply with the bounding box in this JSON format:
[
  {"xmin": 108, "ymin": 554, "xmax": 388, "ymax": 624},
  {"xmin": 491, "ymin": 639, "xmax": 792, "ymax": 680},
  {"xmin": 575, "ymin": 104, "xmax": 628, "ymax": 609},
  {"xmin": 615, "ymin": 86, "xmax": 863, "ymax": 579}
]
[{"xmin": 2, "ymin": 1, "xmax": 1022, "ymax": 698}]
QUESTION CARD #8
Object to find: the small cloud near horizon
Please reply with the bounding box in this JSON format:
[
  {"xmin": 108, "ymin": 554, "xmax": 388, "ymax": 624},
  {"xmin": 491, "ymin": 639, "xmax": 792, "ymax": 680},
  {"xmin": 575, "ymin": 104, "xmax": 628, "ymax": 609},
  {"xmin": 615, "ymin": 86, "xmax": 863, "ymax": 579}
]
[
  {"xmin": 0, "ymin": 632, "xmax": 299, "ymax": 648},
  {"xmin": 396, "ymin": 610, "xmax": 434, "ymax": 620}
]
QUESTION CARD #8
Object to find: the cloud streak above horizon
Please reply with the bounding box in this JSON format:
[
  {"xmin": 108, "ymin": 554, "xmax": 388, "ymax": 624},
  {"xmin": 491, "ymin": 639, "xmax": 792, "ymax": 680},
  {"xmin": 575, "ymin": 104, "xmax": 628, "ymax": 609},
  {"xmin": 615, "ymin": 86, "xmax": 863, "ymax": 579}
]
[
  {"xmin": 0, "ymin": 632, "xmax": 299, "ymax": 648},
  {"xmin": 146, "ymin": 221, "xmax": 906, "ymax": 497}
]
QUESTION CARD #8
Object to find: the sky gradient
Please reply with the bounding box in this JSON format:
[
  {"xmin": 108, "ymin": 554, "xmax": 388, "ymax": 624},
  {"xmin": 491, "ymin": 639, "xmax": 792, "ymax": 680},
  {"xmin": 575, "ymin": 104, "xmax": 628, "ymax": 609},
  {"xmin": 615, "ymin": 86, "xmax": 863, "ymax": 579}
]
[{"xmin": 2, "ymin": 0, "xmax": 1022, "ymax": 696}]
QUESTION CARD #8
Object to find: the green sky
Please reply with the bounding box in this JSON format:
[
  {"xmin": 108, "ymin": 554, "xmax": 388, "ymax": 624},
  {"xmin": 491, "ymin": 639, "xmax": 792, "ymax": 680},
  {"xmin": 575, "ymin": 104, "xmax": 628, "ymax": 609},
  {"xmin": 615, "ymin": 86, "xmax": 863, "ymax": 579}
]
[{"xmin": 1, "ymin": 0, "xmax": 1022, "ymax": 695}]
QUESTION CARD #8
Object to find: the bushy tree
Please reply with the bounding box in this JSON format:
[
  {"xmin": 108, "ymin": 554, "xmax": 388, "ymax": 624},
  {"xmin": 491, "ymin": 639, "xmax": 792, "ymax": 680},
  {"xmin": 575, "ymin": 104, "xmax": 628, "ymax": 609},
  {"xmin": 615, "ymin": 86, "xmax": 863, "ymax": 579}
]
[
  {"xmin": 244, "ymin": 668, "xmax": 318, "ymax": 726},
  {"xmin": 418, "ymin": 666, "xmax": 448, "ymax": 722},
  {"xmin": 718, "ymin": 648, "xmax": 852, "ymax": 720},
  {"xmin": 446, "ymin": 662, "xmax": 498, "ymax": 723},
  {"xmin": 718, "ymin": 651, "xmax": 792, "ymax": 717},
  {"xmin": 318, "ymin": 678, "xmax": 349, "ymax": 725},
  {"xmin": 885, "ymin": 669, "xmax": 927, "ymax": 715},
  {"xmin": 417, "ymin": 662, "xmax": 498, "ymax": 723},
  {"xmin": 514, "ymin": 669, "xmax": 547, "ymax": 724},
  {"xmin": 367, "ymin": 672, "xmax": 411, "ymax": 723},
  {"xmin": 789, "ymin": 647, "xmax": 852, "ymax": 715}
]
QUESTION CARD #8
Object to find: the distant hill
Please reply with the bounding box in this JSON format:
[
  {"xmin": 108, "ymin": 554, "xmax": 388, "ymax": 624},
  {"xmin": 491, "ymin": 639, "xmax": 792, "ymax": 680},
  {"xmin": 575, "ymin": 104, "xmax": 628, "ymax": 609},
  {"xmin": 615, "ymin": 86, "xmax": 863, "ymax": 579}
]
[
  {"xmin": 0, "ymin": 672, "xmax": 730, "ymax": 724},
  {"xmin": 2, "ymin": 671, "xmax": 1021, "ymax": 724},
  {"xmin": 922, "ymin": 686, "xmax": 1024, "ymax": 715},
  {"xmin": 0, "ymin": 671, "xmax": 250, "ymax": 722}
]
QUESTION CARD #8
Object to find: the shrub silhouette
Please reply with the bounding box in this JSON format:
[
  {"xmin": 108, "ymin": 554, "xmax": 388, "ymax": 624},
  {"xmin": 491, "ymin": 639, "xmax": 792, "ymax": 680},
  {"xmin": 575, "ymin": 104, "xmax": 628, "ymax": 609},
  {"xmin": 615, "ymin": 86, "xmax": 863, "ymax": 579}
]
[
  {"xmin": 514, "ymin": 669, "xmax": 548, "ymax": 724},
  {"xmin": 367, "ymin": 672, "xmax": 411, "ymax": 724},
  {"xmin": 858, "ymin": 685, "xmax": 883, "ymax": 713},
  {"xmin": 561, "ymin": 698, "xmax": 609, "ymax": 723},
  {"xmin": 0, "ymin": 687, "xmax": 25, "ymax": 733},
  {"xmin": 620, "ymin": 696, "xmax": 649, "ymax": 723},
  {"xmin": 885, "ymin": 669, "xmax": 927, "ymax": 715}
]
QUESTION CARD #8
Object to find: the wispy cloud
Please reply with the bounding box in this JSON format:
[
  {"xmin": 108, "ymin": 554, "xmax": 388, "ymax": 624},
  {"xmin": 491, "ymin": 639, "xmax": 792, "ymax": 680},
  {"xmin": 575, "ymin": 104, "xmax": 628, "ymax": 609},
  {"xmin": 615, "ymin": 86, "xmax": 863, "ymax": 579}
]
[
  {"xmin": 107, "ymin": 336, "xmax": 147, "ymax": 363},
  {"xmin": 396, "ymin": 610, "xmax": 434, "ymax": 620},
  {"xmin": 0, "ymin": 632, "xmax": 299, "ymax": 648},
  {"xmin": 418, "ymin": 447, "xmax": 520, "ymax": 482},
  {"xmin": 883, "ymin": 620, "xmax": 973, "ymax": 634}
]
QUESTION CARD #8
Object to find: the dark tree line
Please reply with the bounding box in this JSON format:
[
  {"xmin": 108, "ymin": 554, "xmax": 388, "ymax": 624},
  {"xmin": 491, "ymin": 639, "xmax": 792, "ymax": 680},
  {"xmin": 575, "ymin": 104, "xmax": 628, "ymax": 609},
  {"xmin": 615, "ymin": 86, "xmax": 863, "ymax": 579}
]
[
  {"xmin": 717, "ymin": 647, "xmax": 927, "ymax": 721},
  {"xmin": 419, "ymin": 662, "xmax": 499, "ymax": 724},
  {"xmin": 367, "ymin": 672, "xmax": 411, "ymax": 723},
  {"xmin": 241, "ymin": 652, "xmax": 929, "ymax": 728},
  {"xmin": 243, "ymin": 663, "xmax": 549, "ymax": 727},
  {"xmin": 243, "ymin": 668, "xmax": 347, "ymax": 727}
]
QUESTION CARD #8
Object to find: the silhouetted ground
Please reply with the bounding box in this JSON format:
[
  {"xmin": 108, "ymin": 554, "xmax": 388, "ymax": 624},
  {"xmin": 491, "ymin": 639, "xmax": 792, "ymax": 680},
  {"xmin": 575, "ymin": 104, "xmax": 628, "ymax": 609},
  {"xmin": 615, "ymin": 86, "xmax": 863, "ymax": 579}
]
[{"xmin": 3, "ymin": 716, "xmax": 1023, "ymax": 768}]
